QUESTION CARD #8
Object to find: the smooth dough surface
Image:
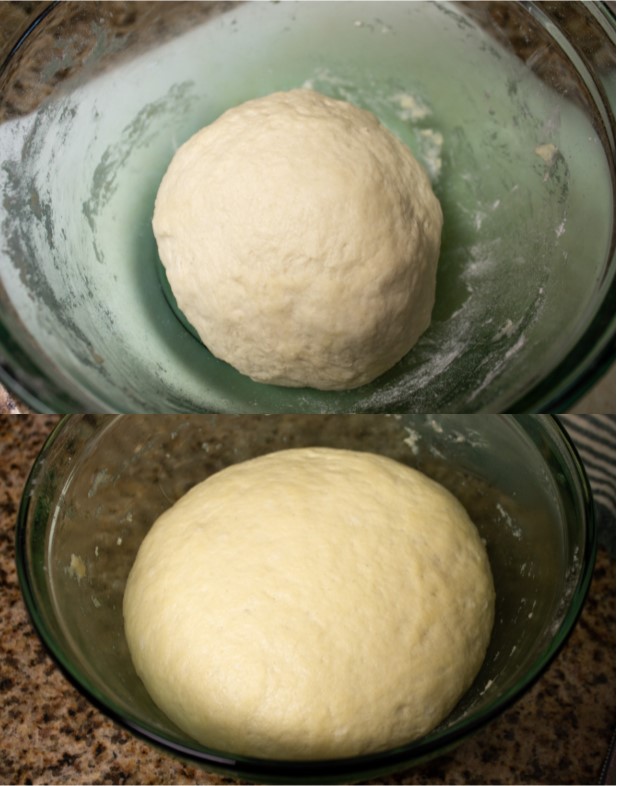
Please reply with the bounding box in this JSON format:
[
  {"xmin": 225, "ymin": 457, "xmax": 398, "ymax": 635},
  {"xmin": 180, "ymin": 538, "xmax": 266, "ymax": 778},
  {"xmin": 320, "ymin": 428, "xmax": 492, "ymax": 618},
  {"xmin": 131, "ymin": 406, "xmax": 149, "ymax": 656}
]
[
  {"xmin": 152, "ymin": 89, "xmax": 443, "ymax": 390},
  {"xmin": 124, "ymin": 448, "xmax": 494, "ymax": 760}
]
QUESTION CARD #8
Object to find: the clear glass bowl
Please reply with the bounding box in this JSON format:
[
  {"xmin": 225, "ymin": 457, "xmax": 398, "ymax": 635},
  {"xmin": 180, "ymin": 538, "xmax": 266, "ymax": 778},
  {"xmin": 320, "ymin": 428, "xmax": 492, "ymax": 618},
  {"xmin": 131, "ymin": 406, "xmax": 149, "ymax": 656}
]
[
  {"xmin": 16, "ymin": 415, "xmax": 596, "ymax": 782},
  {"xmin": 0, "ymin": 1, "xmax": 614, "ymax": 413}
]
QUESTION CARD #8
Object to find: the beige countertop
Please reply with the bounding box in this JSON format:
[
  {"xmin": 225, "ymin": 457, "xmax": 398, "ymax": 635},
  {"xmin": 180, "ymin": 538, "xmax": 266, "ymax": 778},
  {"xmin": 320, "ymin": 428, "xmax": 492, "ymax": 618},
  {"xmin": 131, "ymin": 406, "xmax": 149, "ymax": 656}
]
[{"xmin": 0, "ymin": 415, "xmax": 614, "ymax": 785}]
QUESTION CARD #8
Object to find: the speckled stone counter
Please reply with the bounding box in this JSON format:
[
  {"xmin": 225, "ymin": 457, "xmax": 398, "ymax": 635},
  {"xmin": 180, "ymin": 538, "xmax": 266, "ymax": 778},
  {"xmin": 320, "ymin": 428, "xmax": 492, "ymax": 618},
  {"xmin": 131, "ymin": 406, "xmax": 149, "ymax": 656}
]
[{"xmin": 0, "ymin": 415, "xmax": 614, "ymax": 785}]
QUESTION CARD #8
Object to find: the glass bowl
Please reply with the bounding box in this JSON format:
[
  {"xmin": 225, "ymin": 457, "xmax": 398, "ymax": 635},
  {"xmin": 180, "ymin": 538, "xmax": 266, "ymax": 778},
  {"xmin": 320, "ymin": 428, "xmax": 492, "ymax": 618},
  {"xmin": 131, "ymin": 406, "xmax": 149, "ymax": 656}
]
[
  {"xmin": 16, "ymin": 414, "xmax": 596, "ymax": 782},
  {"xmin": 0, "ymin": 1, "xmax": 615, "ymax": 413}
]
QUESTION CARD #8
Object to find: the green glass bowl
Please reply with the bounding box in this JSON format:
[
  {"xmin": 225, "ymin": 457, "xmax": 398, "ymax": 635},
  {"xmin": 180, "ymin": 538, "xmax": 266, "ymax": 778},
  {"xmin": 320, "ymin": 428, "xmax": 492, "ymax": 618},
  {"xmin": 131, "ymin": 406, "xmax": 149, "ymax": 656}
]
[
  {"xmin": 0, "ymin": 1, "xmax": 615, "ymax": 413},
  {"xmin": 16, "ymin": 415, "xmax": 596, "ymax": 782}
]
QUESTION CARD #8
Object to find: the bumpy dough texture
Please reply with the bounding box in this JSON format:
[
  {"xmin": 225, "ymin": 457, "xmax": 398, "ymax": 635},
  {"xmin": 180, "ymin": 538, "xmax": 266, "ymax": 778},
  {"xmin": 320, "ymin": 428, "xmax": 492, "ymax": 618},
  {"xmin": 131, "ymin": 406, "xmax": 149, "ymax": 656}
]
[
  {"xmin": 124, "ymin": 448, "xmax": 494, "ymax": 760},
  {"xmin": 152, "ymin": 89, "xmax": 443, "ymax": 390}
]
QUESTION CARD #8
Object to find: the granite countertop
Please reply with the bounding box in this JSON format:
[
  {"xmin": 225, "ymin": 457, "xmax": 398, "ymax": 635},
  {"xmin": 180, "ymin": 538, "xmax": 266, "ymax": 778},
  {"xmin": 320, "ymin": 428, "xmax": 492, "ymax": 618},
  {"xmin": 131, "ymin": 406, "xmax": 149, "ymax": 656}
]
[{"xmin": 0, "ymin": 415, "xmax": 615, "ymax": 785}]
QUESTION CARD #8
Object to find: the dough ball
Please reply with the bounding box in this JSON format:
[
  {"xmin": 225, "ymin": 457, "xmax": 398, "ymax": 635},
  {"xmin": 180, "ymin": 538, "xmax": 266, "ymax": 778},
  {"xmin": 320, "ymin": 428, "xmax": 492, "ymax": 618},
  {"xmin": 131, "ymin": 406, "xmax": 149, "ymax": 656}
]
[
  {"xmin": 124, "ymin": 448, "xmax": 494, "ymax": 760},
  {"xmin": 153, "ymin": 89, "xmax": 443, "ymax": 390}
]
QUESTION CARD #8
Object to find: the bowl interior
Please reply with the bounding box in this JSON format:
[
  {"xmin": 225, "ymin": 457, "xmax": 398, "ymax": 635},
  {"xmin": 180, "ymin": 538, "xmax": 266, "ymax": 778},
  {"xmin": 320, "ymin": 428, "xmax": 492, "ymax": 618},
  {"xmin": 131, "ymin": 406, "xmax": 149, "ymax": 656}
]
[
  {"xmin": 0, "ymin": 1, "xmax": 614, "ymax": 412},
  {"xmin": 17, "ymin": 414, "xmax": 594, "ymax": 779}
]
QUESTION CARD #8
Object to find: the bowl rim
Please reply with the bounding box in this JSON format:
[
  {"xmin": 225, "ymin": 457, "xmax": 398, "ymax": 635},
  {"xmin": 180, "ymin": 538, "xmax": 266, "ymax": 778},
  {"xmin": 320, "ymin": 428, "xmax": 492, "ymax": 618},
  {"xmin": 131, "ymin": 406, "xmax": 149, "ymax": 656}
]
[
  {"xmin": 15, "ymin": 414, "xmax": 598, "ymax": 781},
  {"xmin": 0, "ymin": 0, "xmax": 615, "ymax": 415}
]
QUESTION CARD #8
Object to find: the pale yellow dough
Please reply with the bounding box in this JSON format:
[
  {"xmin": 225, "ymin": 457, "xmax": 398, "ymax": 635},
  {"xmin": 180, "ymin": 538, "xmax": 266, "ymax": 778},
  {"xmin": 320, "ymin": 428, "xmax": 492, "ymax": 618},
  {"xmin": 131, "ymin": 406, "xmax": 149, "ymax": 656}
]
[
  {"xmin": 123, "ymin": 448, "xmax": 494, "ymax": 760},
  {"xmin": 152, "ymin": 89, "xmax": 443, "ymax": 390}
]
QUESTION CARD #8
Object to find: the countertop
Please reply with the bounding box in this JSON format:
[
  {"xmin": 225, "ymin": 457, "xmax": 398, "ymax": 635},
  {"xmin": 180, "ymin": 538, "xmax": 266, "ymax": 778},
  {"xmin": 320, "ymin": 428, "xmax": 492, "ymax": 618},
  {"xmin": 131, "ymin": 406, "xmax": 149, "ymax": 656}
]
[{"xmin": 0, "ymin": 415, "xmax": 614, "ymax": 785}]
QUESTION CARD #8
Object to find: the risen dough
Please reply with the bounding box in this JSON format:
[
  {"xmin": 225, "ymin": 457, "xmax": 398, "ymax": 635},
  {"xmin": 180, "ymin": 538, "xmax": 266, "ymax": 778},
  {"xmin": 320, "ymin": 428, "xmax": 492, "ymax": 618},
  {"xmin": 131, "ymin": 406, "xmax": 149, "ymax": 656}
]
[
  {"xmin": 124, "ymin": 448, "xmax": 494, "ymax": 760},
  {"xmin": 152, "ymin": 89, "xmax": 443, "ymax": 390}
]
